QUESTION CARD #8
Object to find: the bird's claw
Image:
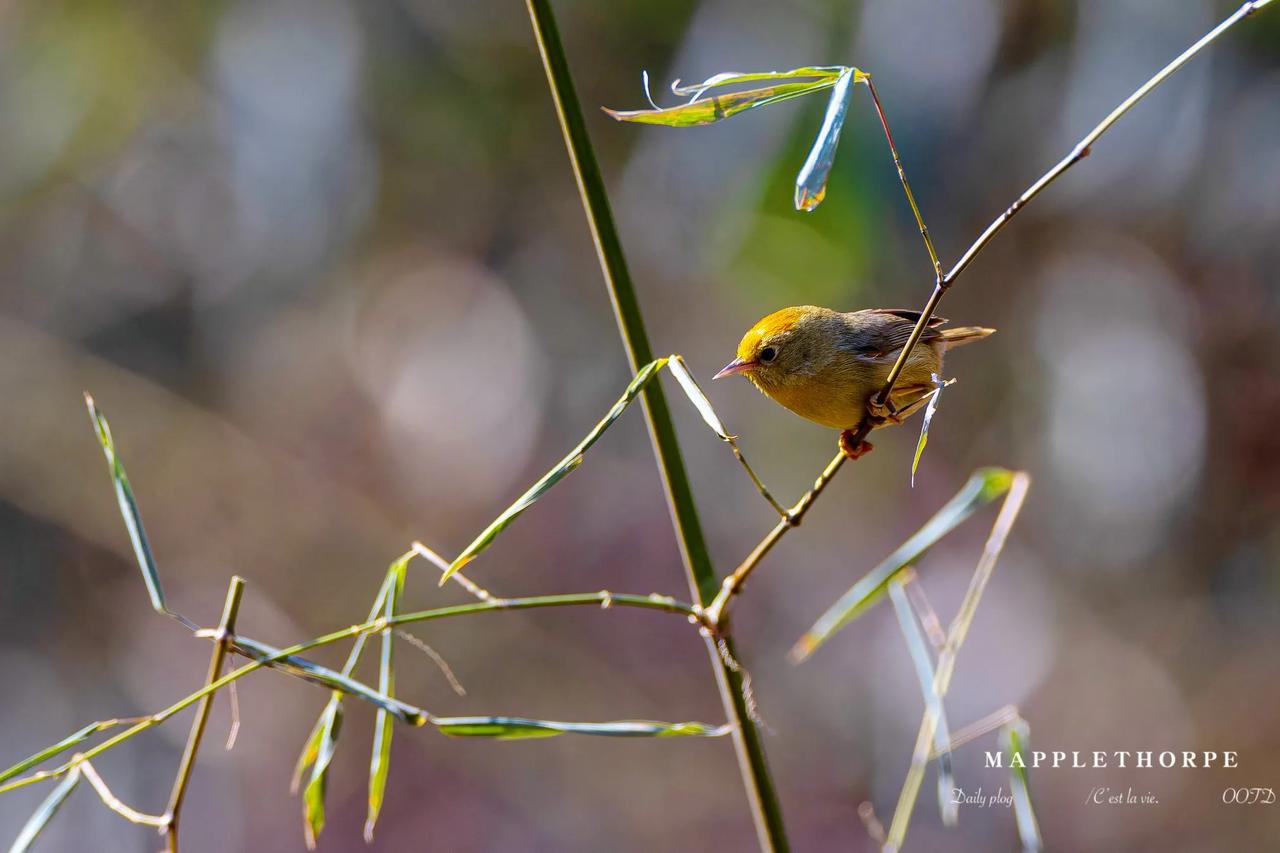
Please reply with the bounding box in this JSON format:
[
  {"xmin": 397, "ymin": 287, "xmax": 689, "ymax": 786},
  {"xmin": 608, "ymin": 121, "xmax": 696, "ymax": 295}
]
[
  {"xmin": 839, "ymin": 431, "xmax": 874, "ymax": 461},
  {"xmin": 866, "ymin": 398, "xmax": 904, "ymax": 426}
]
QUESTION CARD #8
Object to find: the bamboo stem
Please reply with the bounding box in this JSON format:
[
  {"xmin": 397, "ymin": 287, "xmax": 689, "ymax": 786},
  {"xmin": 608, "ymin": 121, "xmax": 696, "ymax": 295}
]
[
  {"xmin": 162, "ymin": 576, "xmax": 244, "ymax": 851},
  {"xmin": 523, "ymin": 1, "xmax": 789, "ymax": 848}
]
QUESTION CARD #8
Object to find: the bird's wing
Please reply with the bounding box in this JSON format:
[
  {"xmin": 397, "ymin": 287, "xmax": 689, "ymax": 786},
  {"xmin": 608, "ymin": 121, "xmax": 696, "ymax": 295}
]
[
  {"xmin": 847, "ymin": 308, "xmax": 947, "ymax": 356},
  {"xmin": 866, "ymin": 308, "xmax": 949, "ymax": 328}
]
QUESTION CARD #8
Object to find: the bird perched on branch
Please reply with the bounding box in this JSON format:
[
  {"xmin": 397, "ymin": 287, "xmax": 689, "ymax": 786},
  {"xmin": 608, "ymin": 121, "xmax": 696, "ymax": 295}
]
[{"xmin": 714, "ymin": 305, "xmax": 994, "ymax": 460}]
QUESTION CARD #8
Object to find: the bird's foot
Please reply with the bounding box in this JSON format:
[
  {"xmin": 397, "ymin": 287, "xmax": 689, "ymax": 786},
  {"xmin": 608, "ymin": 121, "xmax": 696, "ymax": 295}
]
[
  {"xmin": 866, "ymin": 398, "xmax": 903, "ymax": 426},
  {"xmin": 839, "ymin": 431, "xmax": 874, "ymax": 461}
]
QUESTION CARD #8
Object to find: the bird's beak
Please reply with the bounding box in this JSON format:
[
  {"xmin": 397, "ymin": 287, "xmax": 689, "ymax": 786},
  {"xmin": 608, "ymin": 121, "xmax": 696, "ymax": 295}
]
[{"xmin": 713, "ymin": 357, "xmax": 758, "ymax": 380}]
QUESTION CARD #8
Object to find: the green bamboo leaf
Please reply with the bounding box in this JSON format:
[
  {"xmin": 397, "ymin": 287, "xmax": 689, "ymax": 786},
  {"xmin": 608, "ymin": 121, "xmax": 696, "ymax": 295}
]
[
  {"xmin": 605, "ymin": 67, "xmax": 850, "ymax": 127},
  {"xmin": 8, "ymin": 770, "xmax": 80, "ymax": 853},
  {"xmin": 794, "ymin": 67, "xmax": 857, "ymax": 211},
  {"xmin": 84, "ymin": 394, "xmax": 169, "ymax": 619},
  {"xmin": 1004, "ymin": 722, "xmax": 1043, "ymax": 852},
  {"xmin": 605, "ymin": 79, "xmax": 840, "ymax": 127},
  {"xmin": 234, "ymin": 635, "xmax": 426, "ymax": 725},
  {"xmin": 442, "ymin": 359, "xmax": 666, "ymax": 584},
  {"xmin": 888, "ymin": 578, "xmax": 956, "ymax": 826},
  {"xmin": 364, "ymin": 555, "xmax": 409, "ymax": 842},
  {"xmin": 791, "ymin": 467, "xmax": 1015, "ymax": 662},
  {"xmin": 669, "ymin": 66, "xmax": 847, "ymax": 96},
  {"xmin": 666, "ymin": 355, "xmax": 732, "ymax": 440},
  {"xmin": 911, "ymin": 377, "xmax": 952, "ymax": 488},
  {"xmin": 290, "ymin": 712, "xmax": 328, "ymax": 795},
  {"xmin": 0, "ymin": 720, "xmax": 129, "ymax": 786},
  {"xmin": 434, "ymin": 717, "xmax": 731, "ymax": 740},
  {"xmin": 302, "ymin": 697, "xmax": 343, "ymax": 850}
]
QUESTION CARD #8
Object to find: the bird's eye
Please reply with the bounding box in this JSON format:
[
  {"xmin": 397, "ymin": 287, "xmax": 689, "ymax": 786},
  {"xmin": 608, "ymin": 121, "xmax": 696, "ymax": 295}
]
[{"xmin": 759, "ymin": 346, "xmax": 777, "ymax": 363}]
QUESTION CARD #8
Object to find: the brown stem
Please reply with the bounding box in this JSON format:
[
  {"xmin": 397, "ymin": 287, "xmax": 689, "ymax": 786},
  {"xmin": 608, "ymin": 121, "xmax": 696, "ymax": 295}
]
[{"xmin": 163, "ymin": 576, "xmax": 244, "ymax": 851}]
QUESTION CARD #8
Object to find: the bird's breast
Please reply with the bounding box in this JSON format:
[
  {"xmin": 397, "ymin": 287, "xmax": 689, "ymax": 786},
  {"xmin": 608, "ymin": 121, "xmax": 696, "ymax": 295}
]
[{"xmin": 754, "ymin": 362, "xmax": 880, "ymax": 430}]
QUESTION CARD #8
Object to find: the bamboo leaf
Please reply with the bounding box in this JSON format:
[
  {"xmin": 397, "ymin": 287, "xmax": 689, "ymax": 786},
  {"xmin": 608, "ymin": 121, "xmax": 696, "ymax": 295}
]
[
  {"xmin": 888, "ymin": 578, "xmax": 957, "ymax": 826},
  {"xmin": 234, "ymin": 635, "xmax": 426, "ymax": 725},
  {"xmin": 302, "ymin": 697, "xmax": 343, "ymax": 850},
  {"xmin": 604, "ymin": 67, "xmax": 853, "ymax": 127},
  {"xmin": 442, "ymin": 359, "xmax": 666, "ymax": 584},
  {"xmin": 434, "ymin": 716, "xmax": 731, "ymax": 739},
  {"xmin": 605, "ymin": 79, "xmax": 838, "ymax": 127},
  {"xmin": 1004, "ymin": 722, "xmax": 1043, "ymax": 852},
  {"xmin": 911, "ymin": 376, "xmax": 953, "ymax": 488},
  {"xmin": 0, "ymin": 720, "xmax": 128, "ymax": 786},
  {"xmin": 365, "ymin": 555, "xmax": 409, "ymax": 842},
  {"xmin": 8, "ymin": 770, "xmax": 80, "ymax": 853},
  {"xmin": 83, "ymin": 394, "xmax": 168, "ymax": 618},
  {"xmin": 605, "ymin": 65, "xmax": 866, "ymax": 209},
  {"xmin": 669, "ymin": 67, "xmax": 847, "ymax": 96},
  {"xmin": 791, "ymin": 468, "xmax": 1015, "ymax": 662},
  {"xmin": 794, "ymin": 67, "xmax": 857, "ymax": 211},
  {"xmin": 666, "ymin": 355, "xmax": 733, "ymax": 440},
  {"xmin": 290, "ymin": 712, "xmax": 328, "ymax": 796}
]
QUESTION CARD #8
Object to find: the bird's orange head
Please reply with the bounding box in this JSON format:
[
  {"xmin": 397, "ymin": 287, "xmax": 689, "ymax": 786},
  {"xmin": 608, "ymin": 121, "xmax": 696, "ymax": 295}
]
[{"xmin": 713, "ymin": 305, "xmax": 834, "ymax": 387}]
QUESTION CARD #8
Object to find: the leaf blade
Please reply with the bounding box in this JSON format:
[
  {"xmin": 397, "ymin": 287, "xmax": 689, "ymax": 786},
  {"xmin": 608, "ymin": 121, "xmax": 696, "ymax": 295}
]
[
  {"xmin": 791, "ymin": 468, "xmax": 1015, "ymax": 662},
  {"xmin": 666, "ymin": 355, "xmax": 732, "ymax": 440},
  {"xmin": 433, "ymin": 717, "xmax": 731, "ymax": 740},
  {"xmin": 794, "ymin": 68, "xmax": 858, "ymax": 211},
  {"xmin": 302, "ymin": 697, "xmax": 343, "ymax": 850},
  {"xmin": 0, "ymin": 720, "xmax": 124, "ymax": 786},
  {"xmin": 888, "ymin": 577, "xmax": 957, "ymax": 826},
  {"xmin": 1004, "ymin": 721, "xmax": 1044, "ymax": 852},
  {"xmin": 911, "ymin": 377, "xmax": 952, "ymax": 487},
  {"xmin": 442, "ymin": 359, "xmax": 666, "ymax": 583},
  {"xmin": 364, "ymin": 555, "xmax": 409, "ymax": 842},
  {"xmin": 84, "ymin": 394, "xmax": 168, "ymax": 618},
  {"xmin": 234, "ymin": 635, "xmax": 426, "ymax": 724},
  {"xmin": 9, "ymin": 770, "xmax": 80, "ymax": 853},
  {"xmin": 604, "ymin": 67, "xmax": 855, "ymax": 128}
]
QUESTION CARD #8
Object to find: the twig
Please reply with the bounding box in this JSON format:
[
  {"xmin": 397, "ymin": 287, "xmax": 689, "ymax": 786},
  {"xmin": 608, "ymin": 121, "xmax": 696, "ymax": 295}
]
[
  {"xmin": 932, "ymin": 704, "xmax": 1021, "ymax": 758},
  {"xmin": 80, "ymin": 760, "xmax": 167, "ymax": 827},
  {"xmin": 411, "ymin": 541, "xmax": 503, "ymax": 603},
  {"xmin": 162, "ymin": 576, "xmax": 245, "ymax": 851},
  {"xmin": 394, "ymin": 629, "xmax": 467, "ymax": 697},
  {"xmin": 902, "ymin": 570, "xmax": 947, "ymax": 651},
  {"xmin": 703, "ymin": 451, "xmax": 845, "ymax": 626},
  {"xmin": 864, "ymin": 77, "xmax": 941, "ymax": 282},
  {"xmin": 875, "ymin": 0, "xmax": 1276, "ymax": 408},
  {"xmin": 225, "ymin": 681, "xmax": 241, "ymax": 751}
]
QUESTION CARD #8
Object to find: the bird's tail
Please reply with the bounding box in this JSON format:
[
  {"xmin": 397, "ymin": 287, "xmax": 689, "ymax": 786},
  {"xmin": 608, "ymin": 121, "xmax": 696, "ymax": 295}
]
[{"xmin": 938, "ymin": 326, "xmax": 995, "ymax": 349}]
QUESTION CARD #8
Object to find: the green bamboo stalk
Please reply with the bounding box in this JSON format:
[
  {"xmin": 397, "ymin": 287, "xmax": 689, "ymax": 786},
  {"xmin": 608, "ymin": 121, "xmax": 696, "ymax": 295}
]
[{"xmin": 523, "ymin": 2, "xmax": 789, "ymax": 849}]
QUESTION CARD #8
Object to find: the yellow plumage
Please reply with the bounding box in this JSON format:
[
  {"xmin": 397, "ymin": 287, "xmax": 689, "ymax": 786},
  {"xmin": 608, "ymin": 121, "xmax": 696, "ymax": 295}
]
[{"xmin": 716, "ymin": 305, "xmax": 994, "ymax": 431}]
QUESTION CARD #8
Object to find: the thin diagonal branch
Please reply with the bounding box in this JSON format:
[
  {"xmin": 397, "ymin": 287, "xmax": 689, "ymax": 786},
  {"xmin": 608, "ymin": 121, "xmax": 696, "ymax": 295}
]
[
  {"xmin": 875, "ymin": 0, "xmax": 1275, "ymax": 407},
  {"xmin": 865, "ymin": 77, "xmax": 941, "ymax": 281}
]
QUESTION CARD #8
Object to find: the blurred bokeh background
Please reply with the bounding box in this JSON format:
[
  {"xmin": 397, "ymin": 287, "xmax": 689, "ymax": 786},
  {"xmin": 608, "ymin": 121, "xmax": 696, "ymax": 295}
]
[{"xmin": 2, "ymin": 0, "xmax": 1279, "ymax": 850}]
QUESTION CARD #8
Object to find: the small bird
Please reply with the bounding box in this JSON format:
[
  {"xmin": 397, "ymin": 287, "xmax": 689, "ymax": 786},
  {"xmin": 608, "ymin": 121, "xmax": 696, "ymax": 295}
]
[{"xmin": 713, "ymin": 306, "xmax": 994, "ymax": 459}]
